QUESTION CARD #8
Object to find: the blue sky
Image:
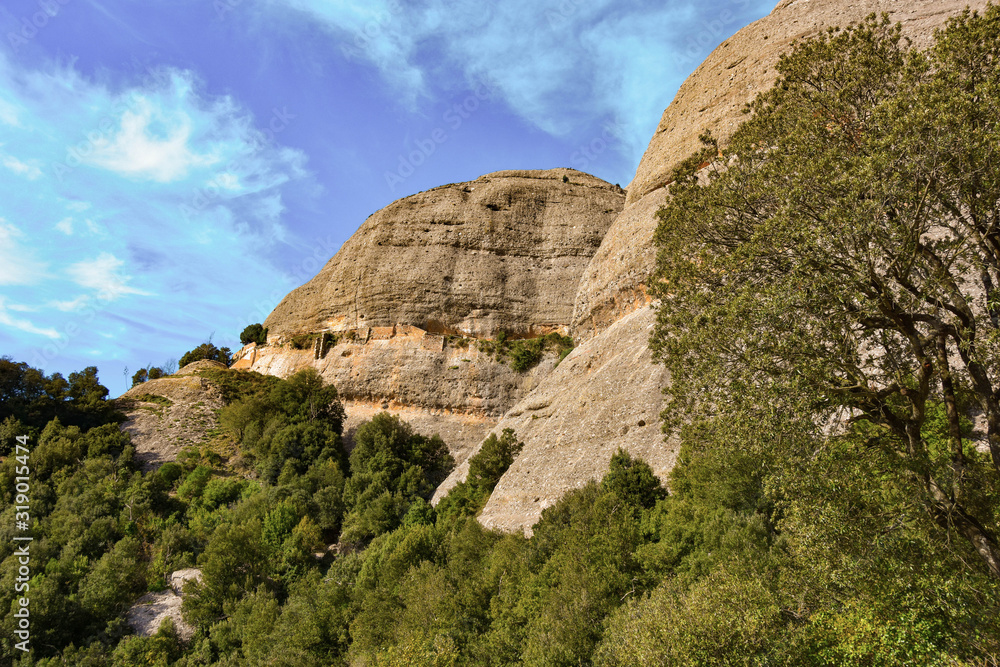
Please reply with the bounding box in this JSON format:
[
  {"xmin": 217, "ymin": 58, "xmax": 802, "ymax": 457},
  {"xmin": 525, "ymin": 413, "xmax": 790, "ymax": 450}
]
[{"xmin": 0, "ymin": 0, "xmax": 773, "ymax": 396}]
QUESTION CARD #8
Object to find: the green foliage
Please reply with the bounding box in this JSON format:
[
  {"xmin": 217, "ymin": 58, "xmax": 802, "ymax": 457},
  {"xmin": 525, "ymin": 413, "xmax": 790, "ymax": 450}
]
[
  {"xmin": 601, "ymin": 448, "xmax": 667, "ymax": 510},
  {"xmin": 651, "ymin": 10, "xmax": 1000, "ymax": 579},
  {"xmin": 436, "ymin": 428, "xmax": 524, "ymax": 524},
  {"xmin": 177, "ymin": 465, "xmax": 213, "ymax": 501},
  {"xmin": 239, "ymin": 323, "xmax": 268, "ymax": 346},
  {"xmin": 340, "ymin": 413, "xmax": 454, "ymax": 545},
  {"xmin": 216, "ymin": 367, "xmax": 346, "ymax": 481},
  {"xmin": 131, "ymin": 366, "xmax": 166, "ymax": 387},
  {"xmin": 476, "ymin": 332, "xmax": 575, "ymax": 372},
  {"xmin": 131, "ymin": 393, "xmax": 173, "ymax": 408},
  {"xmin": 290, "ymin": 333, "xmax": 316, "ymax": 349},
  {"xmin": 0, "ymin": 358, "xmax": 121, "ymax": 432},
  {"xmin": 178, "ymin": 342, "xmax": 232, "ymax": 368}
]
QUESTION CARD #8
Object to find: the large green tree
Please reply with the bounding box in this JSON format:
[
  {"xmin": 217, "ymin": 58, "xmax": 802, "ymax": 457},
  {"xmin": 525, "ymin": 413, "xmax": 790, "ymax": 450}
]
[{"xmin": 651, "ymin": 10, "xmax": 1000, "ymax": 577}]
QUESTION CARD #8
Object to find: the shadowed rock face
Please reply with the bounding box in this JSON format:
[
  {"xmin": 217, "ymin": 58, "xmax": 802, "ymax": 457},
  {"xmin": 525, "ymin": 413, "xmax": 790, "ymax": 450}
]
[
  {"xmin": 572, "ymin": 0, "xmax": 991, "ymax": 339},
  {"xmin": 264, "ymin": 168, "xmax": 624, "ymax": 340}
]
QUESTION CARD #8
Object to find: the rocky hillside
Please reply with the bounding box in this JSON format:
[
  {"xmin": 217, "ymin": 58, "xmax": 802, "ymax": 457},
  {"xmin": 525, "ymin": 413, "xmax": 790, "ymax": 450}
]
[
  {"xmin": 117, "ymin": 360, "xmax": 227, "ymax": 470},
  {"xmin": 255, "ymin": 0, "xmax": 990, "ymax": 534}
]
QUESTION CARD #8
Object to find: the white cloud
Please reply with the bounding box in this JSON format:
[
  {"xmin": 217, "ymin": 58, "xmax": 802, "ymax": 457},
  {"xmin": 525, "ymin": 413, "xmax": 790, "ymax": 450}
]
[
  {"xmin": 66, "ymin": 252, "xmax": 151, "ymax": 299},
  {"xmin": 84, "ymin": 94, "xmax": 218, "ymax": 182},
  {"xmin": 0, "ymin": 221, "xmax": 47, "ymax": 285},
  {"xmin": 1, "ymin": 153, "xmax": 42, "ymax": 179},
  {"xmin": 0, "ymin": 98, "xmax": 19, "ymax": 126},
  {"xmin": 0, "ymin": 298, "xmax": 60, "ymax": 339},
  {"xmin": 0, "ymin": 52, "xmax": 311, "ymax": 384},
  {"xmin": 52, "ymin": 296, "xmax": 90, "ymax": 312}
]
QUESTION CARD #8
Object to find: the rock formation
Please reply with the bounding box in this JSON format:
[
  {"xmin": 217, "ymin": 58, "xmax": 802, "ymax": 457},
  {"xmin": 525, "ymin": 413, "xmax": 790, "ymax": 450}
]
[
  {"xmin": 264, "ymin": 168, "xmax": 624, "ymax": 339},
  {"xmin": 254, "ymin": 0, "xmax": 991, "ymax": 534},
  {"xmin": 247, "ymin": 168, "xmax": 624, "ymax": 461},
  {"xmin": 457, "ymin": 0, "xmax": 991, "ymax": 533}
]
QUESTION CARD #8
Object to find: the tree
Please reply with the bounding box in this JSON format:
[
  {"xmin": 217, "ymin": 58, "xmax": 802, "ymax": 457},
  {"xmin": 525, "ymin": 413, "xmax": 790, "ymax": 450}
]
[
  {"xmin": 651, "ymin": 11, "xmax": 1000, "ymax": 578},
  {"xmin": 240, "ymin": 323, "xmax": 268, "ymax": 346}
]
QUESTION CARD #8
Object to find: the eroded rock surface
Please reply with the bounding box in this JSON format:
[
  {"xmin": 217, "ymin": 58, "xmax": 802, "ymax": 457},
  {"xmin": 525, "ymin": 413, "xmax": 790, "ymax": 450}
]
[
  {"xmin": 245, "ymin": 327, "xmax": 564, "ymax": 465},
  {"xmin": 434, "ymin": 307, "xmax": 676, "ymax": 535},
  {"xmin": 264, "ymin": 168, "xmax": 624, "ymax": 339},
  {"xmin": 469, "ymin": 0, "xmax": 989, "ymax": 534},
  {"xmin": 573, "ymin": 0, "xmax": 991, "ymax": 339}
]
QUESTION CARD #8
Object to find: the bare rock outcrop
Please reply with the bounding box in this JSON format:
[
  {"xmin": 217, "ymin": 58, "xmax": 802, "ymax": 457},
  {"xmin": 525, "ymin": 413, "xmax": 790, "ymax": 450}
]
[
  {"xmin": 475, "ymin": 0, "xmax": 990, "ymax": 533},
  {"xmin": 117, "ymin": 362, "xmax": 226, "ymax": 471},
  {"xmin": 245, "ymin": 330, "xmax": 564, "ymax": 464},
  {"xmin": 249, "ymin": 0, "xmax": 991, "ymax": 535},
  {"xmin": 251, "ymin": 168, "xmax": 624, "ymax": 460},
  {"xmin": 264, "ymin": 168, "xmax": 624, "ymax": 339},
  {"xmin": 125, "ymin": 569, "xmax": 201, "ymax": 642}
]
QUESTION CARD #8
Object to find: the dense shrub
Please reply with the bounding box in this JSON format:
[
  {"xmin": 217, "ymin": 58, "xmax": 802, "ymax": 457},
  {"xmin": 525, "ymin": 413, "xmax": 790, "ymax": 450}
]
[{"xmin": 240, "ymin": 323, "xmax": 269, "ymax": 346}]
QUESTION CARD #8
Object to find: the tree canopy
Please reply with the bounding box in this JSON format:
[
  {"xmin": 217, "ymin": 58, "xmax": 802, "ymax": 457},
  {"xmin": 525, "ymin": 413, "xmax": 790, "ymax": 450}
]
[{"xmin": 651, "ymin": 10, "xmax": 1000, "ymax": 577}]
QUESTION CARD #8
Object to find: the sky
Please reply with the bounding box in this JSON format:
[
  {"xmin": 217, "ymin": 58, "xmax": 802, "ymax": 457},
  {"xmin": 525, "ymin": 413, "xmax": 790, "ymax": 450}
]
[{"xmin": 0, "ymin": 0, "xmax": 774, "ymax": 397}]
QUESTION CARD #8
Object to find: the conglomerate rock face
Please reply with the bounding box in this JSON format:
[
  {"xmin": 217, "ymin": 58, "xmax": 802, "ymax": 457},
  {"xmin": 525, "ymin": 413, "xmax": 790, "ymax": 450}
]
[
  {"xmin": 249, "ymin": 0, "xmax": 990, "ymax": 535},
  {"xmin": 434, "ymin": 306, "xmax": 676, "ymax": 535},
  {"xmin": 572, "ymin": 0, "xmax": 991, "ymax": 340},
  {"xmin": 264, "ymin": 168, "xmax": 624, "ymax": 339}
]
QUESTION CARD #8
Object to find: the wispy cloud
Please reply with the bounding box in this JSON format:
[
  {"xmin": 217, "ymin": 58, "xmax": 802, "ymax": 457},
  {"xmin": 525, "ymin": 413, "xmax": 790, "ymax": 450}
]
[
  {"xmin": 82, "ymin": 95, "xmax": 217, "ymax": 182},
  {"xmin": 0, "ymin": 220, "xmax": 47, "ymax": 285},
  {"xmin": 0, "ymin": 298, "xmax": 60, "ymax": 339},
  {"xmin": 66, "ymin": 252, "xmax": 150, "ymax": 299},
  {"xmin": 262, "ymin": 0, "xmax": 772, "ymax": 164},
  {"xmin": 1, "ymin": 151, "xmax": 42, "ymax": 179}
]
